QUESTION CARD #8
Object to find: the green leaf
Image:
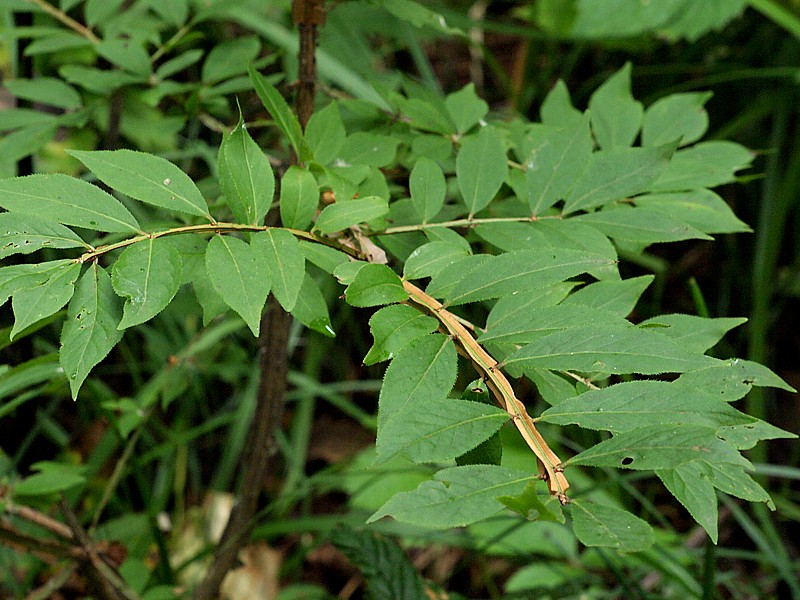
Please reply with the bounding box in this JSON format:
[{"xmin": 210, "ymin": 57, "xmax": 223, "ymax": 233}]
[
  {"xmin": 485, "ymin": 282, "xmax": 575, "ymax": 331},
  {"xmin": 11, "ymin": 262, "xmax": 81, "ymax": 339},
  {"xmin": 640, "ymin": 314, "xmax": 747, "ymax": 353},
  {"xmin": 498, "ymin": 480, "xmax": 565, "ymax": 523},
  {"xmin": 290, "ymin": 273, "xmax": 335, "ymax": 338},
  {"xmin": 574, "ymin": 205, "xmax": 711, "ymax": 243},
  {"xmin": 444, "ymin": 248, "xmax": 614, "ymax": 306},
  {"xmin": 526, "ymin": 369, "xmax": 578, "ymax": 407},
  {"xmin": 248, "ymin": 65, "xmax": 311, "ymax": 161},
  {"xmin": 202, "ymin": 36, "xmax": 260, "ymax": 83},
  {"xmin": 563, "ymin": 144, "xmax": 674, "ymax": 214},
  {"xmin": 649, "ymin": 141, "xmax": 754, "ymax": 192},
  {"xmin": 305, "ymin": 102, "xmax": 346, "ymax": 165},
  {"xmin": 376, "ymin": 398, "xmax": 508, "ymax": 464},
  {"xmin": 96, "ymin": 38, "xmax": 151, "ymax": 77},
  {"xmin": 252, "ymin": 229, "xmax": 304, "ymax": 312},
  {"xmin": 14, "ymin": 462, "xmax": 86, "ymax": 496},
  {"xmin": 280, "ymin": 166, "xmax": 319, "ymax": 230},
  {"xmin": 541, "ymin": 381, "xmax": 755, "ymax": 433},
  {"xmin": 703, "ymin": 461, "xmax": 773, "ymax": 505},
  {"xmin": 565, "ymin": 424, "xmax": 750, "ymax": 470},
  {"xmin": 314, "ymin": 196, "xmax": 389, "ymax": 234},
  {"xmin": 364, "ymin": 304, "xmax": 438, "ymax": 366},
  {"xmin": 0, "ymin": 213, "xmax": 86, "ymax": 259},
  {"xmin": 3, "ymin": 77, "xmax": 81, "ymax": 109},
  {"xmin": 409, "ymin": 157, "xmax": 446, "ymax": 223},
  {"xmin": 504, "ymin": 323, "xmax": 719, "ymax": 375},
  {"xmin": 155, "ymin": 49, "xmax": 203, "ymax": 79},
  {"xmin": 718, "ymin": 419, "xmax": 797, "ymax": 450},
  {"xmin": 378, "ymin": 334, "xmax": 457, "ymax": 427},
  {"xmin": 445, "ymin": 83, "xmax": 489, "ymax": 134},
  {"xmin": 205, "ymin": 235, "xmax": 271, "ymax": 336},
  {"xmin": 338, "ymin": 132, "xmax": 399, "ymax": 168},
  {"xmin": 675, "ymin": 358, "xmax": 795, "ymax": 401},
  {"xmin": 299, "ymin": 241, "xmax": 350, "ymax": 274},
  {"xmin": 643, "ymin": 92, "xmax": 712, "ymax": 147},
  {"xmin": 68, "ymin": 149, "xmax": 211, "ymax": 219},
  {"xmin": 569, "ymin": 500, "xmax": 654, "ymax": 552},
  {"xmin": 456, "ymin": 381, "xmax": 504, "ymax": 466},
  {"xmin": 0, "ymin": 174, "xmax": 141, "ymax": 233},
  {"xmin": 659, "ymin": 0, "xmax": 747, "ymax": 42},
  {"xmin": 635, "ymin": 190, "xmax": 751, "ymax": 234},
  {"xmin": 561, "ymin": 275, "xmax": 653, "ymax": 316},
  {"xmin": 345, "ymin": 264, "xmax": 408, "ymax": 307},
  {"xmin": 0, "ymin": 260, "xmax": 74, "ymax": 306},
  {"xmin": 457, "ymin": 126, "xmax": 508, "ymax": 215},
  {"xmin": 374, "ymin": 0, "xmax": 462, "ymax": 34},
  {"xmin": 526, "ymin": 115, "xmax": 593, "ymax": 215},
  {"xmin": 112, "ymin": 238, "xmax": 183, "ymax": 329},
  {"xmin": 218, "ymin": 117, "xmax": 274, "ymax": 225},
  {"xmin": 403, "ymin": 241, "xmax": 470, "ymax": 280},
  {"xmin": 60, "ymin": 264, "xmax": 124, "ymax": 399},
  {"xmin": 588, "ymin": 63, "xmax": 643, "ymax": 150},
  {"xmin": 657, "ymin": 462, "xmax": 719, "ymax": 543},
  {"xmin": 368, "ymin": 465, "xmax": 533, "ymax": 528},
  {"xmin": 540, "ymin": 80, "xmax": 584, "ymax": 128}
]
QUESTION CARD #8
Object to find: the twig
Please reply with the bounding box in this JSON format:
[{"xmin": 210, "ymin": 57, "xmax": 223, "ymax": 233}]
[{"xmin": 25, "ymin": 0, "xmax": 100, "ymax": 43}]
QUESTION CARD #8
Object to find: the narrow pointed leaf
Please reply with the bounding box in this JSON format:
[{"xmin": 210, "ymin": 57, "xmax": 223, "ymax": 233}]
[
  {"xmin": 569, "ymin": 500, "xmax": 654, "ymax": 552},
  {"xmin": 703, "ymin": 461, "xmax": 773, "ymax": 505},
  {"xmin": 445, "ymin": 83, "xmax": 489, "ymax": 134},
  {"xmin": 588, "ymin": 63, "xmax": 643, "ymax": 149},
  {"xmin": 112, "ymin": 238, "xmax": 183, "ymax": 328},
  {"xmin": 561, "ymin": 275, "xmax": 653, "ymax": 316},
  {"xmin": 368, "ymin": 465, "xmax": 533, "ymax": 528},
  {"xmin": 218, "ymin": 118, "xmax": 274, "ymax": 225},
  {"xmin": 635, "ymin": 190, "xmax": 751, "ymax": 234},
  {"xmin": 12, "ymin": 262, "xmax": 81, "ymax": 339},
  {"xmin": 403, "ymin": 241, "xmax": 470, "ymax": 280},
  {"xmin": 485, "ymin": 282, "xmax": 575, "ymax": 330},
  {"xmin": 364, "ymin": 304, "xmax": 438, "ymax": 366},
  {"xmin": 345, "ymin": 264, "xmax": 408, "ymax": 307},
  {"xmin": 540, "ymin": 79, "xmax": 584, "ymax": 128},
  {"xmin": 68, "ymin": 149, "xmax": 211, "ymax": 219},
  {"xmin": 252, "ymin": 229, "xmax": 304, "ymax": 311},
  {"xmin": 676, "ymin": 358, "xmax": 795, "ymax": 402},
  {"xmin": 643, "ymin": 92, "xmax": 711, "ymax": 147},
  {"xmin": 640, "ymin": 314, "xmax": 747, "ymax": 353},
  {"xmin": 574, "ymin": 205, "xmax": 711, "ymax": 243},
  {"xmin": 0, "ymin": 260, "xmax": 75, "ymax": 306},
  {"xmin": 378, "ymin": 334, "xmax": 457, "ymax": 427},
  {"xmin": 649, "ymin": 141, "xmax": 753, "ymax": 192},
  {"xmin": 718, "ymin": 419, "xmax": 796, "ymax": 450},
  {"xmin": 314, "ymin": 196, "xmax": 389, "ymax": 234},
  {"xmin": 0, "ymin": 174, "xmax": 140, "ymax": 233},
  {"xmin": 409, "ymin": 157, "xmax": 446, "ymax": 222},
  {"xmin": 280, "ymin": 165, "xmax": 319, "ymax": 230},
  {"xmin": 0, "ymin": 213, "xmax": 86, "ymax": 259},
  {"xmin": 60, "ymin": 264, "xmax": 124, "ymax": 399},
  {"xmin": 290, "ymin": 273, "xmax": 335, "ymax": 337},
  {"xmin": 657, "ymin": 462, "xmax": 719, "ymax": 543},
  {"xmin": 205, "ymin": 235, "xmax": 270, "ymax": 336},
  {"xmin": 457, "ymin": 126, "xmax": 507, "ymax": 215},
  {"xmin": 305, "ymin": 102, "xmax": 346, "ymax": 165}
]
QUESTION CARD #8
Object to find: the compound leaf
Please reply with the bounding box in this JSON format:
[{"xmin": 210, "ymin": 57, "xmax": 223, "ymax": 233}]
[
  {"xmin": 280, "ymin": 165, "xmax": 319, "ymax": 230},
  {"xmin": 569, "ymin": 499, "xmax": 654, "ymax": 552},
  {"xmin": 314, "ymin": 196, "xmax": 389, "ymax": 234},
  {"xmin": 364, "ymin": 304, "xmax": 438, "ymax": 366},
  {"xmin": 11, "ymin": 261, "xmax": 81, "ymax": 339},
  {"xmin": 252, "ymin": 229, "xmax": 304, "ymax": 312},
  {"xmin": 345, "ymin": 264, "xmax": 408, "ymax": 307},
  {"xmin": 457, "ymin": 126, "xmax": 507, "ymax": 215},
  {"xmin": 0, "ymin": 213, "xmax": 86, "ymax": 259}
]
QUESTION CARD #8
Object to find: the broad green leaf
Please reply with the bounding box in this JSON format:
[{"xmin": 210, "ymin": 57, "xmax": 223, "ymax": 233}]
[
  {"xmin": 395, "ymin": 95, "xmax": 455, "ymax": 135},
  {"xmin": 444, "ymin": 248, "xmax": 614, "ymax": 306},
  {"xmin": 218, "ymin": 118, "xmax": 274, "ymax": 225},
  {"xmin": 643, "ymin": 92, "xmax": 712, "ymax": 147},
  {"xmin": 675, "ymin": 358, "xmax": 795, "ymax": 402},
  {"xmin": 526, "ymin": 369, "xmax": 578, "ymax": 407},
  {"xmin": 68, "ymin": 149, "xmax": 211, "ymax": 219},
  {"xmin": 635, "ymin": 190, "xmax": 751, "ymax": 234},
  {"xmin": 426, "ymin": 254, "xmax": 490, "ymax": 300},
  {"xmin": 345, "ymin": 264, "xmax": 408, "ymax": 307},
  {"xmin": 485, "ymin": 282, "xmax": 575, "ymax": 330},
  {"xmin": 703, "ymin": 461, "xmax": 773, "ymax": 505},
  {"xmin": 541, "ymin": 381, "xmax": 755, "ymax": 433},
  {"xmin": 60, "ymin": 264, "xmax": 124, "ymax": 399},
  {"xmin": 569, "ymin": 500, "xmax": 654, "ymax": 552},
  {"xmin": 0, "ymin": 174, "xmax": 141, "ymax": 233},
  {"xmin": 314, "ymin": 196, "xmax": 389, "ymax": 234},
  {"xmin": 574, "ymin": 205, "xmax": 711, "ymax": 243},
  {"xmin": 368, "ymin": 465, "xmax": 533, "ymax": 528},
  {"xmin": 505, "ymin": 323, "xmax": 719, "ymax": 375},
  {"xmin": 403, "ymin": 241, "xmax": 470, "ymax": 280},
  {"xmin": 205, "ymin": 235, "xmax": 271, "ymax": 336},
  {"xmin": 0, "ymin": 260, "xmax": 74, "ymax": 306},
  {"xmin": 565, "ymin": 424, "xmax": 750, "ymax": 470},
  {"xmin": 202, "ymin": 36, "xmax": 260, "ymax": 83},
  {"xmin": 112, "ymin": 238, "xmax": 182, "ymax": 329},
  {"xmin": 96, "ymin": 38, "xmax": 151, "ymax": 77},
  {"xmin": 0, "ymin": 213, "xmax": 87, "ymax": 259},
  {"xmin": 498, "ymin": 480, "xmax": 565, "ymax": 523},
  {"xmin": 445, "ymin": 83, "xmax": 489, "ymax": 134},
  {"xmin": 147, "ymin": 0, "xmax": 189, "ymax": 26},
  {"xmin": 85, "ymin": 0, "xmax": 125, "ymax": 27},
  {"xmin": 457, "ymin": 126, "xmax": 508, "ymax": 215},
  {"xmin": 563, "ymin": 144, "xmax": 674, "ymax": 214},
  {"xmin": 640, "ymin": 314, "xmax": 747, "ymax": 353},
  {"xmin": 290, "ymin": 273, "xmax": 335, "ymax": 338},
  {"xmin": 378, "ymin": 333, "xmax": 457, "ymax": 426},
  {"xmin": 280, "ymin": 166, "xmax": 319, "ymax": 230},
  {"xmin": 364, "ymin": 304, "xmax": 438, "ymax": 366},
  {"xmin": 659, "ymin": 0, "xmax": 747, "ymax": 42},
  {"xmin": 540, "ymin": 80, "xmax": 584, "ymax": 128},
  {"xmin": 13, "ymin": 462, "xmax": 86, "ymax": 496},
  {"xmin": 252, "ymin": 229, "xmax": 304, "ymax": 312},
  {"xmin": 561, "ymin": 275, "xmax": 653, "ymax": 316},
  {"xmin": 3, "ymin": 77, "xmax": 81, "ymax": 109},
  {"xmin": 718, "ymin": 419, "xmax": 796, "ymax": 450},
  {"xmin": 305, "ymin": 102, "xmax": 346, "ymax": 165},
  {"xmin": 526, "ymin": 115, "xmax": 593, "ymax": 215},
  {"xmin": 249, "ymin": 65, "xmax": 311, "ymax": 161},
  {"xmin": 409, "ymin": 157, "xmax": 446, "ymax": 223},
  {"xmin": 506, "ymin": 563, "xmax": 582, "ymax": 594},
  {"xmin": 375, "ymin": 398, "xmax": 508, "ymax": 464},
  {"xmin": 374, "ymin": 0, "xmax": 462, "ymax": 33},
  {"xmin": 333, "ymin": 260, "xmax": 367, "ymax": 285},
  {"xmin": 456, "ymin": 381, "xmax": 503, "ymax": 466},
  {"xmin": 299, "ymin": 241, "xmax": 350, "ymax": 274},
  {"xmin": 11, "ymin": 262, "xmax": 81, "ymax": 339},
  {"xmin": 649, "ymin": 141, "xmax": 754, "ymax": 192},
  {"xmin": 191, "ymin": 259, "xmax": 229, "ymax": 325},
  {"xmin": 658, "ymin": 463, "xmax": 719, "ymax": 542},
  {"xmin": 588, "ymin": 63, "xmax": 643, "ymax": 149},
  {"xmin": 155, "ymin": 49, "xmax": 203, "ymax": 79},
  {"xmin": 338, "ymin": 132, "xmax": 399, "ymax": 168}
]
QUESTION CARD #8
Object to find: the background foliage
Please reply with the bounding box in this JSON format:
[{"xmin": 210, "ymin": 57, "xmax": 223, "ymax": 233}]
[{"xmin": 1, "ymin": 1, "xmax": 799, "ymax": 598}]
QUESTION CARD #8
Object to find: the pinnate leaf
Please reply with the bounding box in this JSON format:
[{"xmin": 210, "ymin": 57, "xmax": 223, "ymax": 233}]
[
  {"xmin": 345, "ymin": 264, "xmax": 408, "ymax": 307},
  {"xmin": 0, "ymin": 174, "xmax": 141, "ymax": 233},
  {"xmin": 280, "ymin": 166, "xmax": 319, "ymax": 230},
  {"xmin": 649, "ymin": 141, "xmax": 753, "ymax": 192},
  {"xmin": 0, "ymin": 213, "xmax": 86, "ymax": 259},
  {"xmin": 635, "ymin": 190, "xmax": 751, "ymax": 234},
  {"xmin": 445, "ymin": 83, "xmax": 488, "ymax": 134},
  {"xmin": 290, "ymin": 273, "xmax": 335, "ymax": 338},
  {"xmin": 12, "ymin": 261, "xmax": 81, "ymax": 339},
  {"xmin": 305, "ymin": 102, "xmax": 346, "ymax": 165},
  {"xmin": 675, "ymin": 358, "xmax": 795, "ymax": 402},
  {"xmin": 574, "ymin": 205, "xmax": 711, "ymax": 243},
  {"xmin": 205, "ymin": 235, "xmax": 270, "ymax": 336},
  {"xmin": 643, "ymin": 92, "xmax": 711, "ymax": 147},
  {"xmin": 457, "ymin": 126, "xmax": 507, "ymax": 215},
  {"xmin": 409, "ymin": 157, "xmax": 446, "ymax": 223},
  {"xmin": 0, "ymin": 260, "xmax": 75, "ymax": 306},
  {"xmin": 540, "ymin": 79, "xmax": 583, "ymax": 128},
  {"xmin": 561, "ymin": 275, "xmax": 653, "ymax": 316},
  {"xmin": 68, "ymin": 149, "xmax": 211, "ymax": 219},
  {"xmin": 60, "ymin": 264, "xmax": 124, "ymax": 399},
  {"xmin": 569, "ymin": 499, "xmax": 654, "ymax": 552},
  {"xmin": 657, "ymin": 462, "xmax": 719, "ymax": 543},
  {"xmin": 314, "ymin": 196, "xmax": 389, "ymax": 234},
  {"xmin": 640, "ymin": 314, "xmax": 746, "ymax": 353},
  {"xmin": 364, "ymin": 304, "xmax": 438, "ymax": 366},
  {"xmin": 112, "ymin": 238, "xmax": 183, "ymax": 329},
  {"xmin": 252, "ymin": 229, "xmax": 304, "ymax": 311},
  {"xmin": 588, "ymin": 62, "xmax": 643, "ymax": 149},
  {"xmin": 403, "ymin": 241, "xmax": 470, "ymax": 280}
]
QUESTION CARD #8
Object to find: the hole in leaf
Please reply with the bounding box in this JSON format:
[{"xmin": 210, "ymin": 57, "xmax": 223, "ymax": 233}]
[{"xmin": 621, "ymin": 456, "xmax": 634, "ymax": 466}]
